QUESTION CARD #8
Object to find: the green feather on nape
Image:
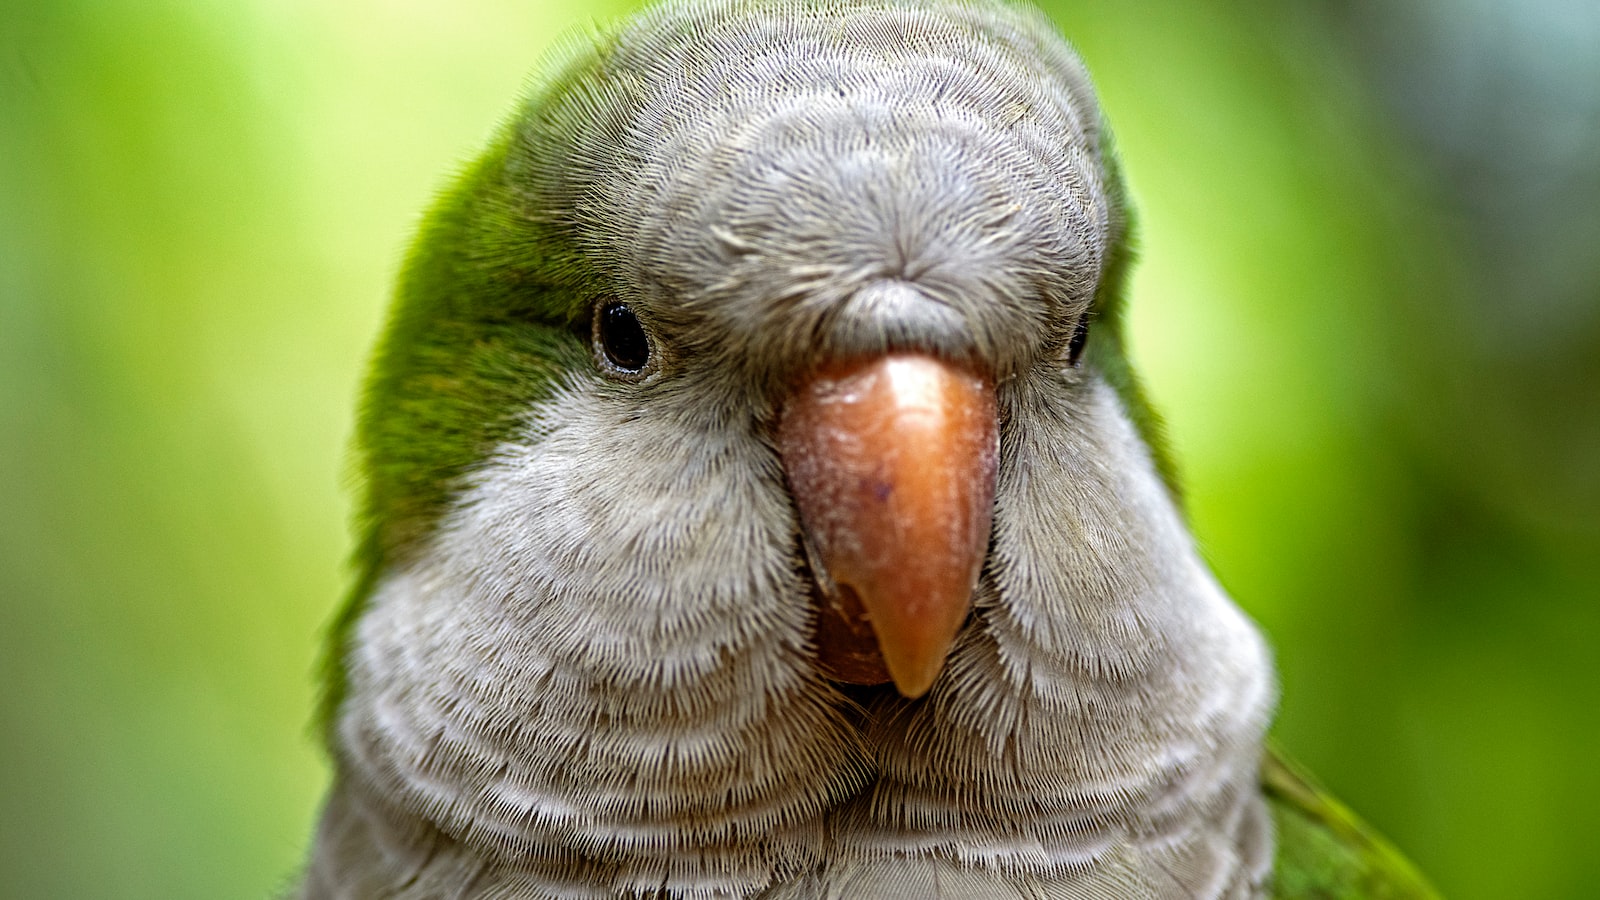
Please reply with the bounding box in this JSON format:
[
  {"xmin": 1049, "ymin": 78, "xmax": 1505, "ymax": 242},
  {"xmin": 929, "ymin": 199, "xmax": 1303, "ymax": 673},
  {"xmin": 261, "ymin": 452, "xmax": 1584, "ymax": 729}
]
[{"xmin": 1080, "ymin": 133, "xmax": 1182, "ymax": 498}]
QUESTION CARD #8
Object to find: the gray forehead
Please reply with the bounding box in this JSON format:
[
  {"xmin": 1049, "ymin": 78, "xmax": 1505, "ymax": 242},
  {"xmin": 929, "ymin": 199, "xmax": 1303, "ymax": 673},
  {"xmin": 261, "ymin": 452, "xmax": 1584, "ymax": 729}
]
[{"xmin": 542, "ymin": 0, "xmax": 1112, "ymax": 367}]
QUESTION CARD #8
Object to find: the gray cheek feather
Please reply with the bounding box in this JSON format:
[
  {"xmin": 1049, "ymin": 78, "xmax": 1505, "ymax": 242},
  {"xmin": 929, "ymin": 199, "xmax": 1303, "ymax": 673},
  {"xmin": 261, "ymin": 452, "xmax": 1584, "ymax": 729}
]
[{"xmin": 334, "ymin": 377, "xmax": 871, "ymax": 895}]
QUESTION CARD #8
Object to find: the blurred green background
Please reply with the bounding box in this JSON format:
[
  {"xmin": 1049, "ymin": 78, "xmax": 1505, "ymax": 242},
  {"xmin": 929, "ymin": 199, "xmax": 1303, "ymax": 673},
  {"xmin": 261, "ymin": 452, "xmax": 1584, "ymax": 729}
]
[{"xmin": 2, "ymin": 0, "xmax": 1596, "ymax": 897}]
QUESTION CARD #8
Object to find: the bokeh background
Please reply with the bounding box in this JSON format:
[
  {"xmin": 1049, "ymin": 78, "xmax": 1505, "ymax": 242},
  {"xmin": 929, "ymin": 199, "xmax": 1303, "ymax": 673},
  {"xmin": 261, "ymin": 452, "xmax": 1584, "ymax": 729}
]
[{"xmin": 3, "ymin": 0, "xmax": 1597, "ymax": 897}]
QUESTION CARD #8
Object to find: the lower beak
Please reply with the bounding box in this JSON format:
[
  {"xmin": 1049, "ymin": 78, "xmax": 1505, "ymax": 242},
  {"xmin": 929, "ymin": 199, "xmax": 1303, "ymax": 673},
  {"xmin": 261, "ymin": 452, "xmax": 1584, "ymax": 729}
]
[{"xmin": 777, "ymin": 354, "xmax": 998, "ymax": 698}]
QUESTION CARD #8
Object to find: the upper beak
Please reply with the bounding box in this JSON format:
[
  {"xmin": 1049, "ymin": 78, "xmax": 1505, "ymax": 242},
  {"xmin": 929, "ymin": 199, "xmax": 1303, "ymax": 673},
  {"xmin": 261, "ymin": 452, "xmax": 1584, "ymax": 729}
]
[{"xmin": 777, "ymin": 354, "xmax": 998, "ymax": 698}]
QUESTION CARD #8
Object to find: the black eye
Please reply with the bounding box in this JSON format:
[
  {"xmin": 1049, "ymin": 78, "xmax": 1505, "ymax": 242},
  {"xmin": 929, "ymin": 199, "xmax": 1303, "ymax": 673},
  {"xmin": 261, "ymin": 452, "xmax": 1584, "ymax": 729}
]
[
  {"xmin": 1066, "ymin": 313, "xmax": 1091, "ymax": 367},
  {"xmin": 593, "ymin": 302, "xmax": 652, "ymax": 374}
]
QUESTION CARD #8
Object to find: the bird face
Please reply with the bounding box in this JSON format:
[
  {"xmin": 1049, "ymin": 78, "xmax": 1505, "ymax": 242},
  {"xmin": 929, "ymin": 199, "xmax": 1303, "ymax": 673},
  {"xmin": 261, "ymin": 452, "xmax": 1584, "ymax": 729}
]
[
  {"xmin": 565, "ymin": 94, "xmax": 1114, "ymax": 698},
  {"xmin": 315, "ymin": 1, "xmax": 1274, "ymax": 895},
  {"xmin": 518, "ymin": 1, "xmax": 1117, "ymax": 700}
]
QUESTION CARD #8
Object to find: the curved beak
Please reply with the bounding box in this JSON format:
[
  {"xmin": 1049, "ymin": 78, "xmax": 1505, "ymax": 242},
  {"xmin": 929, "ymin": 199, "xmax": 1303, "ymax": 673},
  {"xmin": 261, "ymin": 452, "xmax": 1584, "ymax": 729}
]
[{"xmin": 778, "ymin": 354, "xmax": 998, "ymax": 698}]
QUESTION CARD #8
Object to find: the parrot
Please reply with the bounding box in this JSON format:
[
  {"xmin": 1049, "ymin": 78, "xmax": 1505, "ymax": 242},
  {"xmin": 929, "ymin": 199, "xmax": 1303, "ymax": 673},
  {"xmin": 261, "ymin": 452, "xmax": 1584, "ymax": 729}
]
[{"xmin": 297, "ymin": 0, "xmax": 1440, "ymax": 897}]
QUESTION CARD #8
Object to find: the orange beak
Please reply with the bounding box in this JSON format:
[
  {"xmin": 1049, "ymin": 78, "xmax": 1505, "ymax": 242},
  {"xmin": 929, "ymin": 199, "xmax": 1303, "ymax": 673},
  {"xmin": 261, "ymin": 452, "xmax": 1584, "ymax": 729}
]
[{"xmin": 778, "ymin": 354, "xmax": 998, "ymax": 698}]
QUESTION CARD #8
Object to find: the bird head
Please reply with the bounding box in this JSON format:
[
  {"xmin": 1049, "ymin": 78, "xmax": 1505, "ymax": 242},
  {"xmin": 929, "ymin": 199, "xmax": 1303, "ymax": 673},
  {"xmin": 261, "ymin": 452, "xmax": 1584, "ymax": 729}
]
[
  {"xmin": 311, "ymin": 2, "xmax": 1267, "ymax": 892},
  {"xmin": 332, "ymin": 0, "xmax": 1125, "ymax": 701}
]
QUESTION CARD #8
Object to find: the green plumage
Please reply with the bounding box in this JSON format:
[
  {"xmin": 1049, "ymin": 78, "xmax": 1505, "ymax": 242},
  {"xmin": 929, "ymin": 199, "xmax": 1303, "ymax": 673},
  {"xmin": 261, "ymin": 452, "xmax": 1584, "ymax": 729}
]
[
  {"xmin": 318, "ymin": 130, "xmax": 585, "ymax": 733},
  {"xmin": 1264, "ymin": 749, "xmax": 1440, "ymax": 898}
]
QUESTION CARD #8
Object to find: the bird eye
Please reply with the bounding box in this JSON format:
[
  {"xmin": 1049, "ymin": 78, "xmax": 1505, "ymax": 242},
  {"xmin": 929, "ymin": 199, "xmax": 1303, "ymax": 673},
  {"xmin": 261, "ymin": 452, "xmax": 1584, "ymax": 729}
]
[
  {"xmin": 1066, "ymin": 313, "xmax": 1091, "ymax": 367},
  {"xmin": 592, "ymin": 302, "xmax": 653, "ymax": 376}
]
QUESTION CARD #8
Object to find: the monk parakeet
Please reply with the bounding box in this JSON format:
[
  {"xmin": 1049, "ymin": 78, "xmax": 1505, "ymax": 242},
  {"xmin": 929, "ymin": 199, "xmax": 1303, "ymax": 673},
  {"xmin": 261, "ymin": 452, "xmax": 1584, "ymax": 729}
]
[{"xmin": 298, "ymin": 0, "xmax": 1439, "ymax": 897}]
